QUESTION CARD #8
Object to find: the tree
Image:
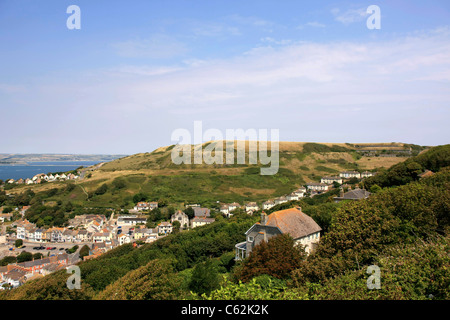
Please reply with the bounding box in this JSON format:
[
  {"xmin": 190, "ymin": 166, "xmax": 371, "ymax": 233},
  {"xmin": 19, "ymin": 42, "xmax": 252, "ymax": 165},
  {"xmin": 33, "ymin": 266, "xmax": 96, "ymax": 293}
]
[
  {"xmin": 185, "ymin": 207, "xmax": 195, "ymax": 220},
  {"xmin": 188, "ymin": 259, "xmax": 221, "ymax": 296},
  {"xmin": 234, "ymin": 233, "xmax": 307, "ymax": 283},
  {"xmin": 79, "ymin": 245, "xmax": 90, "ymax": 260},
  {"xmin": 112, "ymin": 177, "xmax": 127, "ymax": 190},
  {"xmin": 0, "ymin": 256, "xmax": 17, "ymax": 266},
  {"xmin": 172, "ymin": 221, "xmax": 181, "ymax": 233},
  {"xmin": 15, "ymin": 239, "xmax": 23, "ymax": 248},
  {"xmin": 17, "ymin": 251, "xmax": 33, "ymax": 263},
  {"xmin": 33, "ymin": 253, "xmax": 43, "ymax": 260},
  {"xmin": 94, "ymin": 259, "xmax": 183, "ymax": 300},
  {"xmin": 94, "ymin": 183, "xmax": 108, "ymax": 195},
  {"xmin": 369, "ymin": 184, "xmax": 382, "ymax": 194},
  {"xmin": 133, "ymin": 192, "xmax": 148, "ymax": 204}
]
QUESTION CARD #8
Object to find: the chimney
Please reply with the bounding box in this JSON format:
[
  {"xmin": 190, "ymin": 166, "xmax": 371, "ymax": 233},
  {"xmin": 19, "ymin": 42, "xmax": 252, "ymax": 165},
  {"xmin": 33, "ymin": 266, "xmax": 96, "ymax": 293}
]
[{"xmin": 260, "ymin": 211, "xmax": 268, "ymax": 225}]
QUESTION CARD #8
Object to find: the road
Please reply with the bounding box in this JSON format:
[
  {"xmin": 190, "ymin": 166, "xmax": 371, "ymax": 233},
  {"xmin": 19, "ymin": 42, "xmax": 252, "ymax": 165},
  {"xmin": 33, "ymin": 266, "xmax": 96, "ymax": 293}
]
[{"xmin": 0, "ymin": 239, "xmax": 90, "ymax": 261}]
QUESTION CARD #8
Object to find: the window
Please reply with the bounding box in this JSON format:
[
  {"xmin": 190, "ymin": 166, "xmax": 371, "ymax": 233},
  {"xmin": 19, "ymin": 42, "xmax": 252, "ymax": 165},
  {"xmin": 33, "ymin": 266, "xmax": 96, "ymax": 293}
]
[{"xmin": 248, "ymin": 236, "xmax": 254, "ymax": 242}]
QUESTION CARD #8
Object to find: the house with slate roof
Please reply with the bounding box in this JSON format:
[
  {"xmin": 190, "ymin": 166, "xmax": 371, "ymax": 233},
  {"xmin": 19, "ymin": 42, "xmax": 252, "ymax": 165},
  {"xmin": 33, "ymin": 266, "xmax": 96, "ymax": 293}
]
[{"xmin": 333, "ymin": 188, "xmax": 371, "ymax": 203}]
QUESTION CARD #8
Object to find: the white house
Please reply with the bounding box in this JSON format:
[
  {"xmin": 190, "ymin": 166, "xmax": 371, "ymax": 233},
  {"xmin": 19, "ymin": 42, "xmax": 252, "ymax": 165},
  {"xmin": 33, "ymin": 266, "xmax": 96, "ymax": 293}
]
[
  {"xmin": 306, "ymin": 183, "xmax": 329, "ymax": 192},
  {"xmin": 274, "ymin": 196, "xmax": 288, "ymax": 205},
  {"xmin": 262, "ymin": 200, "xmax": 275, "ymax": 210},
  {"xmin": 118, "ymin": 233, "xmax": 131, "ymax": 246},
  {"xmin": 320, "ymin": 176, "xmax": 343, "ymax": 185},
  {"xmin": 191, "ymin": 217, "xmax": 215, "ymax": 229},
  {"xmin": 157, "ymin": 221, "xmax": 173, "ymax": 235},
  {"xmin": 220, "ymin": 205, "xmax": 230, "ymax": 216},
  {"xmin": 286, "ymin": 193, "xmax": 299, "ymax": 201},
  {"xmin": 361, "ymin": 171, "xmax": 375, "ymax": 178},
  {"xmin": 339, "ymin": 171, "xmax": 361, "ymax": 179},
  {"xmin": 244, "ymin": 202, "xmax": 259, "ymax": 214},
  {"xmin": 117, "ymin": 215, "xmax": 147, "ymax": 226}
]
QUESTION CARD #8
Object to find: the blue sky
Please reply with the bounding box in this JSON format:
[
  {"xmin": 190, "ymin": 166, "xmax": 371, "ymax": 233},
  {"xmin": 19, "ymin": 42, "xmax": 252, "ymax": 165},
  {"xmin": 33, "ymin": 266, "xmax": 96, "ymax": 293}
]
[{"xmin": 0, "ymin": 0, "xmax": 449, "ymax": 154}]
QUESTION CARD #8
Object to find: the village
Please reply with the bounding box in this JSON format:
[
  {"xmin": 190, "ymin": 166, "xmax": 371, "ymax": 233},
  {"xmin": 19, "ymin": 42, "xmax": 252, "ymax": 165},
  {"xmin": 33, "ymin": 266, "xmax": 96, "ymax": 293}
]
[{"xmin": 0, "ymin": 169, "xmax": 377, "ymax": 290}]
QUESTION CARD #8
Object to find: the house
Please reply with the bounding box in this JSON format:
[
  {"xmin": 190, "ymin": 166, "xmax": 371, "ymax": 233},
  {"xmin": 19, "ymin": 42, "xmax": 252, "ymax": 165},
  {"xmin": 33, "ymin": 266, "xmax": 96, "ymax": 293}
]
[
  {"xmin": 157, "ymin": 222, "xmax": 173, "ymax": 235},
  {"xmin": 0, "ymin": 213, "xmax": 12, "ymax": 223},
  {"xmin": 193, "ymin": 207, "xmax": 211, "ymax": 218},
  {"xmin": 244, "ymin": 202, "xmax": 259, "ymax": 214},
  {"xmin": 235, "ymin": 207, "xmax": 321, "ymax": 260},
  {"xmin": 25, "ymin": 178, "xmax": 34, "ymax": 185},
  {"xmin": 292, "ymin": 188, "xmax": 306, "ymax": 198},
  {"xmin": 143, "ymin": 228, "xmax": 159, "ymax": 243},
  {"xmin": 118, "ymin": 233, "xmax": 131, "ymax": 246},
  {"xmin": 93, "ymin": 232, "xmax": 112, "ymax": 243},
  {"xmin": 320, "ymin": 176, "xmax": 343, "ymax": 185},
  {"xmin": 16, "ymin": 220, "xmax": 35, "ymax": 240},
  {"xmin": 62, "ymin": 229, "xmax": 78, "ymax": 242},
  {"xmin": 134, "ymin": 201, "xmax": 158, "ymax": 211},
  {"xmin": 418, "ymin": 170, "xmax": 434, "ymax": 179},
  {"xmin": 134, "ymin": 202, "xmax": 150, "ymax": 211},
  {"xmin": 262, "ymin": 200, "xmax": 275, "ymax": 210},
  {"xmin": 228, "ymin": 202, "xmax": 241, "ymax": 212},
  {"xmin": 339, "ymin": 171, "xmax": 361, "ymax": 179},
  {"xmin": 220, "ymin": 205, "xmax": 230, "ymax": 216},
  {"xmin": 286, "ymin": 193, "xmax": 299, "ymax": 201},
  {"xmin": 117, "ymin": 215, "xmax": 147, "ymax": 226},
  {"xmin": 333, "ymin": 188, "xmax": 371, "ymax": 203},
  {"xmin": 76, "ymin": 229, "xmax": 91, "ymax": 242},
  {"xmin": 41, "ymin": 263, "xmax": 65, "ymax": 276},
  {"xmin": 2, "ymin": 268, "xmax": 26, "ymax": 288},
  {"xmin": 306, "ymin": 182, "xmax": 329, "ymax": 192},
  {"xmin": 274, "ymin": 196, "xmax": 288, "ymax": 205},
  {"xmin": 49, "ymin": 228, "xmax": 65, "ymax": 242},
  {"xmin": 360, "ymin": 171, "xmax": 375, "ymax": 178},
  {"xmin": 34, "ymin": 228, "xmax": 44, "ymax": 242},
  {"xmin": 191, "ymin": 217, "xmax": 215, "ymax": 229},
  {"xmin": 170, "ymin": 210, "xmax": 189, "ymax": 229}
]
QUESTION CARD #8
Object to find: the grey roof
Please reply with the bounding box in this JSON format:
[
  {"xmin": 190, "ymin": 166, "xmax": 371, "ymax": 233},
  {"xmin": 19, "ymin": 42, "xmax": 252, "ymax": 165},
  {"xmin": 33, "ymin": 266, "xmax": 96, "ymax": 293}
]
[
  {"xmin": 335, "ymin": 188, "xmax": 371, "ymax": 200},
  {"xmin": 194, "ymin": 207, "xmax": 210, "ymax": 217}
]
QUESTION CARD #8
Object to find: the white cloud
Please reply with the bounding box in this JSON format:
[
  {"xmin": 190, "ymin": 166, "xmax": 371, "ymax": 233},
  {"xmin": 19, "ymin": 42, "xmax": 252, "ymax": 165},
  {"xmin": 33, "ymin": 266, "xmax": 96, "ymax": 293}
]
[
  {"xmin": 111, "ymin": 34, "xmax": 188, "ymax": 59},
  {"xmin": 2, "ymin": 28, "xmax": 450, "ymax": 152},
  {"xmin": 305, "ymin": 21, "xmax": 326, "ymax": 28},
  {"xmin": 332, "ymin": 7, "xmax": 367, "ymax": 25}
]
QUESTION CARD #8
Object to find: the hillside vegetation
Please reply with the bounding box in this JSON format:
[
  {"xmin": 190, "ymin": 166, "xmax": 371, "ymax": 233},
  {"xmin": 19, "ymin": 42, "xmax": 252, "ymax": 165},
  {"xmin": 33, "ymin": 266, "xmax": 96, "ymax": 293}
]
[
  {"xmin": 1, "ymin": 144, "xmax": 448, "ymax": 301},
  {"xmin": 5, "ymin": 142, "xmax": 418, "ymax": 210}
]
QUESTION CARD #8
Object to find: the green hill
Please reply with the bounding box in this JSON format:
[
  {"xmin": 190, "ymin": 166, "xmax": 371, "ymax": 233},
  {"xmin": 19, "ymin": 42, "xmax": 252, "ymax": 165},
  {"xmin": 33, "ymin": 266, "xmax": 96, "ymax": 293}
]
[
  {"xmin": 5, "ymin": 141, "xmax": 419, "ymax": 210},
  {"xmin": 1, "ymin": 144, "xmax": 448, "ymax": 301}
]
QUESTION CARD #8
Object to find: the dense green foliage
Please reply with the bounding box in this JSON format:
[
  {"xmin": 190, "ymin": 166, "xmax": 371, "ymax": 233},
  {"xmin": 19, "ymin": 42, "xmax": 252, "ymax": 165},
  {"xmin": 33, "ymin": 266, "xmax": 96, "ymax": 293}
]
[
  {"xmin": 363, "ymin": 144, "xmax": 450, "ymax": 189},
  {"xmin": 234, "ymin": 234, "xmax": 306, "ymax": 282}
]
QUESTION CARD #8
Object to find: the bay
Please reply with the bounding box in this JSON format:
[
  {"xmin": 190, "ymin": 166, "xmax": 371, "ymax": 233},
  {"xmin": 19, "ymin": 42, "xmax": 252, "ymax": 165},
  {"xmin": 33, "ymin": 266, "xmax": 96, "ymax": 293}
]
[{"xmin": 0, "ymin": 161, "xmax": 101, "ymax": 181}]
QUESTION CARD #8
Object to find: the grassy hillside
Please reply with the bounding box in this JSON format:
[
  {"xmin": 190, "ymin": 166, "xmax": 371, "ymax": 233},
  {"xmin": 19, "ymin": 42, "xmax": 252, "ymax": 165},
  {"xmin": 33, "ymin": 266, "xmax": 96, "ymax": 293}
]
[
  {"xmin": 1, "ymin": 147, "xmax": 448, "ymax": 301},
  {"xmin": 5, "ymin": 141, "xmax": 416, "ymax": 210}
]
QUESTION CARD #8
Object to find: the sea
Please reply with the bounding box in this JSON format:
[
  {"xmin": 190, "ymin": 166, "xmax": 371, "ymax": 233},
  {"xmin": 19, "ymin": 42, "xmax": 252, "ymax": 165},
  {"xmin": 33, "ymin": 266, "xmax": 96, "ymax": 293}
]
[{"xmin": 0, "ymin": 161, "xmax": 102, "ymax": 181}]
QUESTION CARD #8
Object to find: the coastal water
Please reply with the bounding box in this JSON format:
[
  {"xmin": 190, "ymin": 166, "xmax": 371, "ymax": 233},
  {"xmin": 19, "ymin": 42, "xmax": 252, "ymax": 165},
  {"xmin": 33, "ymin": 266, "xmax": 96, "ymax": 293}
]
[{"xmin": 0, "ymin": 161, "xmax": 101, "ymax": 181}]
